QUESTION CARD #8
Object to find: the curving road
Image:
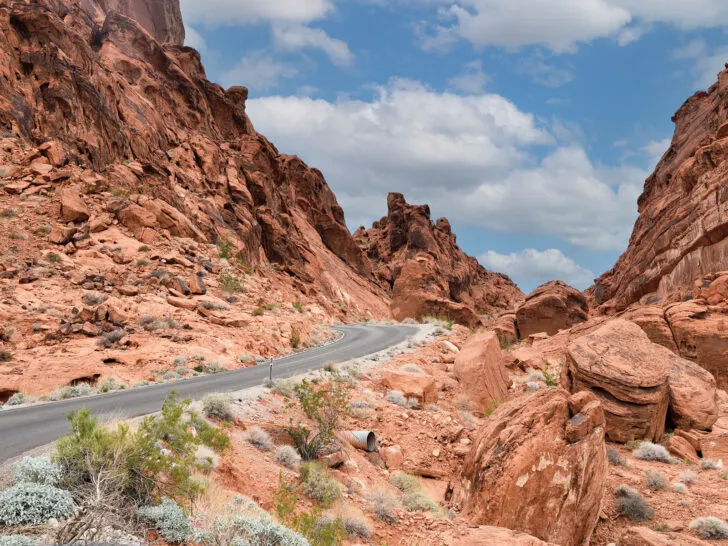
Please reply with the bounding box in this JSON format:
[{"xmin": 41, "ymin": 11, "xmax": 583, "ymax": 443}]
[{"xmin": 0, "ymin": 324, "xmax": 417, "ymax": 462}]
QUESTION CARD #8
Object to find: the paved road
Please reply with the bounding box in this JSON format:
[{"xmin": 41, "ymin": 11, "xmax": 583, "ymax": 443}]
[{"xmin": 0, "ymin": 324, "xmax": 417, "ymax": 462}]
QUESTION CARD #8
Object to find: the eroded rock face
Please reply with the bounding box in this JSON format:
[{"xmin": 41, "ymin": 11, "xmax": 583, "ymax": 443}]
[
  {"xmin": 355, "ymin": 193, "xmax": 523, "ymax": 325},
  {"xmin": 592, "ymin": 67, "xmax": 728, "ymax": 311},
  {"xmin": 453, "ymin": 331, "xmax": 508, "ymax": 409},
  {"xmin": 455, "ymin": 388, "xmax": 607, "ymax": 546},
  {"xmin": 516, "ymin": 281, "xmax": 588, "ymax": 339},
  {"xmin": 564, "ymin": 319, "xmax": 717, "ymax": 442},
  {"xmin": 447, "ymin": 526, "xmax": 557, "ymax": 545},
  {"xmin": 85, "ymin": 0, "xmax": 185, "ymax": 44}
]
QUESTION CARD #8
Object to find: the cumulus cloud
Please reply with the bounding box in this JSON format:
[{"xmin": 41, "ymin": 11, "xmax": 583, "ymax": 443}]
[
  {"xmin": 673, "ymin": 39, "xmax": 728, "ymax": 89},
  {"xmin": 448, "ymin": 60, "xmax": 489, "ymax": 94},
  {"xmin": 180, "ymin": 0, "xmax": 333, "ymax": 27},
  {"xmin": 247, "ymin": 79, "xmax": 646, "ymax": 251},
  {"xmin": 516, "ymin": 52, "xmax": 574, "ymax": 87},
  {"xmin": 272, "ymin": 25, "xmax": 355, "ymax": 67},
  {"xmin": 479, "ymin": 248, "xmax": 596, "ymax": 290},
  {"xmin": 184, "ymin": 25, "xmax": 207, "ymax": 53},
  {"xmin": 219, "ymin": 51, "xmax": 298, "ymax": 91}
]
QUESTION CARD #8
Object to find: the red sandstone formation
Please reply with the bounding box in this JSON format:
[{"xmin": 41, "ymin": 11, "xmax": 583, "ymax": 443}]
[
  {"xmin": 515, "ymin": 280, "xmax": 588, "ymax": 338},
  {"xmin": 82, "ymin": 0, "xmax": 185, "ymax": 44},
  {"xmin": 355, "ymin": 193, "xmax": 524, "ymax": 325}
]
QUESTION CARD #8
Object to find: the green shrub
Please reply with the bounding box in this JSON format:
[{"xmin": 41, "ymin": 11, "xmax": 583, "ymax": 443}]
[
  {"xmin": 689, "ymin": 516, "xmax": 728, "ymax": 539},
  {"xmin": 291, "ymin": 327, "xmax": 301, "ymax": 349},
  {"xmin": 645, "ymin": 471, "xmax": 667, "ymax": 490},
  {"xmin": 276, "ymin": 445, "xmax": 302, "ymax": 469},
  {"xmin": 220, "ymin": 272, "xmax": 244, "ymax": 293},
  {"xmin": 15, "ymin": 456, "xmax": 62, "ymax": 486},
  {"xmin": 632, "ymin": 442, "xmax": 671, "ymax": 463},
  {"xmin": 203, "ymin": 394, "xmax": 234, "ymax": 422},
  {"xmin": 300, "ymin": 463, "xmax": 340, "ymax": 506},
  {"xmin": 388, "ymin": 472, "xmax": 420, "ymax": 493},
  {"xmin": 137, "ymin": 497, "xmax": 192, "ymax": 543},
  {"xmin": 244, "ymin": 427, "xmax": 273, "ymax": 451},
  {"xmin": 0, "ymin": 483, "xmax": 74, "ymax": 525},
  {"xmin": 217, "ymin": 239, "xmax": 233, "ymax": 259},
  {"xmin": 292, "ymin": 301, "xmax": 304, "ymax": 313},
  {"xmin": 615, "ymin": 484, "xmax": 653, "ymax": 521},
  {"xmin": 276, "ymin": 476, "xmax": 344, "ymax": 545},
  {"xmin": 252, "ymin": 306, "xmax": 264, "ymax": 317},
  {"xmin": 7, "ymin": 392, "xmax": 24, "ymax": 405},
  {"xmin": 367, "ymin": 489, "xmax": 398, "ymax": 523},
  {"xmin": 402, "ymin": 491, "xmax": 437, "ymax": 512},
  {"xmin": 233, "ymin": 513, "xmax": 310, "ymax": 546}
]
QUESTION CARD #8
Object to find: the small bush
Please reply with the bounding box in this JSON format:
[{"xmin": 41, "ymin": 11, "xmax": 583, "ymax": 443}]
[
  {"xmin": 173, "ymin": 357, "xmax": 187, "ymax": 366},
  {"xmin": 367, "ymin": 489, "xmax": 398, "ymax": 524},
  {"xmin": 138, "ymin": 245, "xmax": 150, "ymax": 252},
  {"xmin": 220, "ymin": 272, "xmax": 244, "ymax": 293},
  {"xmin": 204, "ymin": 362, "xmax": 228, "ymax": 374},
  {"xmin": 199, "ymin": 301, "xmax": 229, "ymax": 311},
  {"xmin": 244, "ymin": 427, "xmax": 273, "ymax": 451},
  {"xmin": 275, "ymin": 445, "xmax": 302, "ymax": 469},
  {"xmin": 690, "ymin": 516, "xmax": 728, "ymax": 539},
  {"xmin": 699, "ymin": 458, "xmax": 723, "ymax": 470},
  {"xmin": 45, "ymin": 252, "xmax": 62, "ymax": 264},
  {"xmin": 217, "ymin": 239, "xmax": 233, "ymax": 259},
  {"xmin": 453, "ymin": 394, "xmax": 474, "ymax": 411},
  {"xmin": 252, "ymin": 307, "xmax": 264, "ymax": 317},
  {"xmin": 645, "ymin": 471, "xmax": 667, "ymax": 490},
  {"xmin": 202, "ymin": 394, "xmax": 234, "ymax": 422},
  {"xmin": 54, "ymin": 382, "xmax": 94, "ymax": 400},
  {"xmin": 525, "ymin": 381, "xmax": 540, "ymax": 392},
  {"xmin": 0, "ymin": 483, "xmax": 74, "ymax": 525},
  {"xmin": 271, "ymin": 378, "xmax": 298, "ymax": 398},
  {"xmin": 679, "ymin": 470, "xmax": 698, "ymax": 484},
  {"xmin": 137, "ymin": 497, "xmax": 192, "ymax": 543},
  {"xmin": 0, "ymin": 351, "xmax": 12, "ymax": 362},
  {"xmin": 291, "ymin": 327, "xmax": 301, "ymax": 349},
  {"xmin": 83, "ymin": 292, "xmax": 108, "ymax": 306},
  {"xmin": 7, "ymin": 392, "xmax": 24, "ymax": 406},
  {"xmin": 402, "ymin": 491, "xmax": 437, "ymax": 512},
  {"xmin": 0, "ymin": 536, "xmax": 37, "ymax": 546},
  {"xmin": 232, "ymin": 514, "xmax": 309, "ymax": 546},
  {"xmin": 99, "ymin": 377, "xmax": 124, "ymax": 393},
  {"xmin": 633, "ymin": 442, "xmax": 672, "ymax": 463},
  {"xmin": 15, "ymin": 456, "xmax": 62, "ymax": 486},
  {"xmin": 614, "ymin": 484, "xmax": 653, "ymax": 521},
  {"xmin": 341, "ymin": 514, "xmax": 372, "ymax": 538},
  {"xmin": 387, "ymin": 390, "xmax": 406, "ymax": 407},
  {"xmin": 292, "ymin": 301, "xmax": 304, "ymax": 313},
  {"xmin": 388, "ymin": 472, "xmax": 420, "ymax": 493},
  {"xmin": 98, "ymin": 329, "xmax": 125, "ymax": 347},
  {"xmin": 607, "ymin": 447, "xmax": 626, "ymax": 466},
  {"xmin": 673, "ymin": 482, "xmax": 687, "ymax": 494},
  {"xmin": 300, "ymin": 462, "xmax": 340, "ymax": 506}
]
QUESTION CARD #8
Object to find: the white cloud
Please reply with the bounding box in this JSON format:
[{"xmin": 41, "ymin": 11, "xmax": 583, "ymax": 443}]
[
  {"xmin": 247, "ymin": 79, "xmax": 646, "ymax": 251},
  {"xmin": 448, "ymin": 60, "xmax": 488, "ymax": 94},
  {"xmin": 616, "ymin": 23, "xmax": 650, "ymax": 46},
  {"xmin": 517, "ymin": 52, "xmax": 574, "ymax": 87},
  {"xmin": 642, "ymin": 138, "xmax": 671, "ymax": 170},
  {"xmin": 479, "ymin": 248, "xmax": 596, "ymax": 290},
  {"xmin": 272, "ymin": 25, "xmax": 354, "ymax": 67},
  {"xmin": 673, "ymin": 39, "xmax": 728, "ymax": 89},
  {"xmin": 219, "ymin": 51, "xmax": 298, "ymax": 91},
  {"xmin": 184, "ymin": 25, "xmax": 207, "ymax": 53},
  {"xmin": 180, "ymin": 0, "xmax": 333, "ymax": 27}
]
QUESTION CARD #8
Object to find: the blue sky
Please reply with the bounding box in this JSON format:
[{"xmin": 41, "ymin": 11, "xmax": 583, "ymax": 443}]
[{"xmin": 180, "ymin": 0, "xmax": 728, "ymax": 293}]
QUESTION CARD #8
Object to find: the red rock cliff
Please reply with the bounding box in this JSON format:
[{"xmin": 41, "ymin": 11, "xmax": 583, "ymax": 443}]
[
  {"xmin": 593, "ymin": 68, "xmax": 728, "ymax": 311},
  {"xmin": 82, "ymin": 0, "xmax": 184, "ymax": 44},
  {"xmin": 355, "ymin": 193, "xmax": 524, "ymax": 326}
]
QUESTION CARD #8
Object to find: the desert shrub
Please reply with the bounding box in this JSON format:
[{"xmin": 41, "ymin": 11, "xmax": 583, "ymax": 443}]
[
  {"xmin": 525, "ymin": 381, "xmax": 540, "ymax": 392},
  {"xmin": 53, "ymin": 382, "xmax": 94, "ymax": 400},
  {"xmin": 291, "ymin": 327, "xmax": 301, "ymax": 349},
  {"xmin": 149, "ymin": 317, "xmax": 179, "ymax": 331},
  {"xmin": 0, "ymin": 483, "xmax": 74, "ymax": 525},
  {"xmin": 45, "ymin": 252, "xmax": 62, "ymax": 264},
  {"xmin": 287, "ymin": 378, "xmax": 348, "ymax": 460},
  {"xmin": 274, "ymin": 477, "xmax": 344, "ymax": 546},
  {"xmin": 99, "ymin": 377, "xmax": 125, "ymax": 393},
  {"xmin": 138, "ymin": 245, "xmax": 150, "ymax": 252},
  {"xmin": 673, "ymin": 482, "xmax": 687, "ymax": 494},
  {"xmin": 341, "ymin": 514, "xmax": 372, "ymax": 538},
  {"xmin": 204, "ymin": 362, "xmax": 228, "ymax": 374},
  {"xmin": 217, "ymin": 239, "xmax": 233, "ymax": 259},
  {"xmin": 98, "ymin": 329, "xmax": 125, "ymax": 347},
  {"xmin": 271, "ymin": 378, "xmax": 298, "ymax": 398},
  {"xmin": 607, "ymin": 447, "xmax": 626, "ymax": 466},
  {"xmin": 200, "ymin": 301, "xmax": 229, "ymax": 312},
  {"xmin": 614, "ymin": 484, "xmax": 653, "ymax": 521},
  {"xmin": 292, "ymin": 301, "xmax": 304, "ymax": 313},
  {"xmin": 632, "ymin": 442, "xmax": 672, "ymax": 463},
  {"xmin": 388, "ymin": 472, "xmax": 420, "ymax": 493},
  {"xmin": 244, "ymin": 427, "xmax": 273, "ymax": 451},
  {"xmin": 7, "ymin": 392, "xmax": 24, "ymax": 406},
  {"xmin": 645, "ymin": 471, "xmax": 667, "ymax": 490},
  {"xmin": 699, "ymin": 458, "xmax": 723, "ymax": 470},
  {"xmin": 83, "ymin": 292, "xmax": 108, "ymax": 306},
  {"xmin": 220, "ymin": 273, "xmax": 244, "ymax": 293},
  {"xmin": 453, "ymin": 394, "xmax": 474, "ymax": 411},
  {"xmin": 542, "ymin": 369, "xmax": 558, "ymax": 387},
  {"xmin": 252, "ymin": 307, "xmax": 264, "ymax": 317},
  {"xmin": 137, "ymin": 497, "xmax": 192, "ymax": 543},
  {"xmin": 0, "ymin": 536, "xmax": 37, "ymax": 546},
  {"xmin": 367, "ymin": 489, "xmax": 398, "ymax": 523},
  {"xmin": 402, "ymin": 491, "xmax": 437, "ymax": 512},
  {"xmin": 233, "ymin": 514, "xmax": 311, "ymax": 546},
  {"xmin": 388, "ymin": 390, "xmax": 419, "ymax": 409},
  {"xmin": 679, "ymin": 470, "xmax": 698, "ymax": 484},
  {"xmin": 173, "ymin": 357, "xmax": 187, "ymax": 366},
  {"xmin": 188, "ymin": 414, "xmax": 231, "ymax": 453},
  {"xmin": 15, "ymin": 456, "xmax": 62, "ymax": 486},
  {"xmin": 459, "ymin": 410, "xmax": 479, "ymax": 430},
  {"xmin": 527, "ymin": 370, "xmax": 544, "ymax": 382},
  {"xmin": 203, "ymin": 394, "xmax": 234, "ymax": 422},
  {"xmin": 276, "ymin": 445, "xmax": 302, "ymax": 469},
  {"xmin": 0, "ymin": 351, "xmax": 12, "ymax": 362},
  {"xmin": 690, "ymin": 517, "xmax": 728, "ymax": 539},
  {"xmin": 300, "ymin": 463, "xmax": 340, "ymax": 506}
]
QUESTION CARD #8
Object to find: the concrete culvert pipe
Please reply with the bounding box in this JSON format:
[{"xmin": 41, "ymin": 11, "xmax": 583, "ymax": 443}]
[{"xmin": 346, "ymin": 430, "xmax": 377, "ymax": 452}]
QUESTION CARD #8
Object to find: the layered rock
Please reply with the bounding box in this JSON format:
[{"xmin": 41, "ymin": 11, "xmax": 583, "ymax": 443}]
[
  {"xmin": 516, "ymin": 281, "xmax": 588, "ymax": 338},
  {"xmin": 455, "ymin": 389, "xmax": 607, "ymax": 546},
  {"xmin": 453, "ymin": 331, "xmax": 508, "ymax": 408},
  {"xmin": 355, "ymin": 193, "xmax": 523, "ymax": 326},
  {"xmin": 563, "ymin": 319, "xmax": 717, "ymax": 442},
  {"xmin": 592, "ymin": 67, "xmax": 728, "ymax": 310},
  {"xmin": 0, "ymin": 0, "xmax": 390, "ymax": 318}
]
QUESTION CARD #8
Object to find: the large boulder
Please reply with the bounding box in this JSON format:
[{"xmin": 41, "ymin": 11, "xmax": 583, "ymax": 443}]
[
  {"xmin": 621, "ymin": 305, "xmax": 678, "ymax": 352},
  {"xmin": 454, "ymin": 389, "xmax": 607, "ymax": 546},
  {"xmin": 516, "ymin": 281, "xmax": 588, "ymax": 339},
  {"xmin": 447, "ymin": 526, "xmax": 557, "ymax": 545},
  {"xmin": 381, "ymin": 370, "xmax": 437, "ymax": 404},
  {"xmin": 619, "ymin": 526, "xmax": 710, "ymax": 545},
  {"xmin": 454, "ymin": 331, "xmax": 509, "ymax": 408},
  {"xmin": 58, "ymin": 187, "xmax": 90, "ymax": 223},
  {"xmin": 564, "ymin": 319, "xmax": 717, "ymax": 442}
]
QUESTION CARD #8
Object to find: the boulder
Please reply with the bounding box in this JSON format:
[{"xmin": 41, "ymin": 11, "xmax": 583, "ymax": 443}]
[
  {"xmin": 49, "ymin": 223, "xmax": 77, "ymax": 245},
  {"xmin": 380, "ymin": 445, "xmax": 404, "ymax": 469},
  {"xmin": 447, "ymin": 526, "xmax": 556, "ymax": 545},
  {"xmin": 516, "ymin": 281, "xmax": 588, "ymax": 339},
  {"xmin": 454, "ymin": 331, "xmax": 509, "ymax": 408},
  {"xmin": 622, "ymin": 305, "xmax": 678, "ymax": 352},
  {"xmin": 494, "ymin": 312, "xmax": 519, "ymax": 346},
  {"xmin": 564, "ymin": 319, "xmax": 670, "ymax": 442},
  {"xmin": 667, "ymin": 356, "xmax": 718, "ymax": 431},
  {"xmin": 381, "ymin": 370, "xmax": 437, "ymax": 404},
  {"xmin": 455, "ymin": 389, "xmax": 607, "ymax": 546},
  {"xmin": 58, "ymin": 187, "xmax": 90, "ymax": 223},
  {"xmin": 619, "ymin": 526, "xmax": 710, "ymax": 545},
  {"xmin": 667, "ymin": 435, "xmax": 699, "ymax": 463}
]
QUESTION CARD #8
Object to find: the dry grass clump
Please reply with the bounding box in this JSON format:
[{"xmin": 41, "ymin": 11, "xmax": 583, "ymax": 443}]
[
  {"xmin": 699, "ymin": 458, "xmax": 723, "ymax": 470},
  {"xmin": 615, "ymin": 485, "xmax": 653, "ymax": 521},
  {"xmin": 243, "ymin": 427, "xmax": 273, "ymax": 451},
  {"xmin": 632, "ymin": 442, "xmax": 672, "ymax": 463},
  {"xmin": 202, "ymin": 394, "xmax": 234, "ymax": 422},
  {"xmin": 367, "ymin": 489, "xmax": 398, "ymax": 524},
  {"xmin": 645, "ymin": 471, "xmax": 667, "ymax": 490},
  {"xmin": 689, "ymin": 517, "xmax": 728, "ymax": 539},
  {"xmin": 275, "ymin": 445, "xmax": 302, "ymax": 469},
  {"xmin": 678, "ymin": 470, "xmax": 698, "ymax": 484}
]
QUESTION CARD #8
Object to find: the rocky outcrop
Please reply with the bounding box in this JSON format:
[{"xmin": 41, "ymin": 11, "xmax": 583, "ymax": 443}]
[
  {"xmin": 592, "ymin": 68, "xmax": 728, "ymax": 311},
  {"xmin": 619, "ymin": 526, "xmax": 710, "ymax": 546},
  {"xmin": 563, "ymin": 319, "xmax": 718, "ymax": 442},
  {"xmin": 355, "ymin": 193, "xmax": 523, "ymax": 325},
  {"xmin": 453, "ymin": 331, "xmax": 508, "ymax": 408},
  {"xmin": 0, "ymin": 0, "xmax": 390, "ymax": 318},
  {"xmin": 455, "ymin": 389, "xmax": 607, "ymax": 546},
  {"xmin": 447, "ymin": 527, "xmax": 557, "ymax": 545},
  {"xmin": 381, "ymin": 369, "xmax": 437, "ymax": 404},
  {"xmin": 516, "ymin": 281, "xmax": 588, "ymax": 338}
]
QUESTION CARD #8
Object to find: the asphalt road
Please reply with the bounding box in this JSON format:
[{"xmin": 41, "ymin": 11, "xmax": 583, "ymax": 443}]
[{"xmin": 0, "ymin": 324, "xmax": 417, "ymax": 462}]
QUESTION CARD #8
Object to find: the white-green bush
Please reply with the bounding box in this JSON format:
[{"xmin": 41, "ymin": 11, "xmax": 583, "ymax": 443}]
[
  {"xmin": 275, "ymin": 445, "xmax": 301, "ymax": 469},
  {"xmin": 14, "ymin": 456, "xmax": 62, "ymax": 486},
  {"xmin": 689, "ymin": 516, "xmax": 728, "ymax": 539},
  {"xmin": 0, "ymin": 536, "xmax": 37, "ymax": 546},
  {"xmin": 244, "ymin": 427, "xmax": 273, "ymax": 451},
  {"xmin": 673, "ymin": 482, "xmax": 687, "ymax": 494},
  {"xmin": 0, "ymin": 483, "xmax": 74, "ymax": 525},
  {"xmin": 231, "ymin": 514, "xmax": 309, "ymax": 546},
  {"xmin": 632, "ymin": 442, "xmax": 671, "ymax": 463},
  {"xmin": 230, "ymin": 537, "xmax": 251, "ymax": 546},
  {"xmin": 679, "ymin": 470, "xmax": 698, "ymax": 484},
  {"xmin": 137, "ymin": 497, "xmax": 192, "ymax": 543},
  {"xmin": 203, "ymin": 394, "xmax": 234, "ymax": 422},
  {"xmin": 699, "ymin": 458, "xmax": 723, "ymax": 470},
  {"xmin": 6, "ymin": 393, "xmax": 24, "ymax": 406},
  {"xmin": 341, "ymin": 514, "xmax": 372, "ymax": 538}
]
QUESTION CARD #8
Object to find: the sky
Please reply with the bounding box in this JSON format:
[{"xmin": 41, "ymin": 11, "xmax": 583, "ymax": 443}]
[{"xmin": 179, "ymin": 0, "xmax": 728, "ymax": 293}]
